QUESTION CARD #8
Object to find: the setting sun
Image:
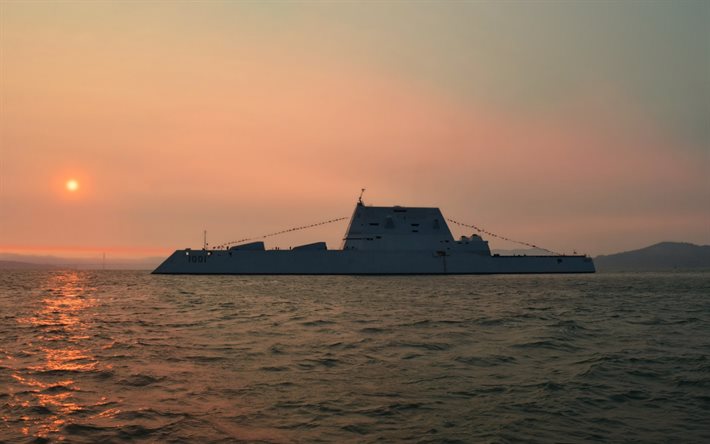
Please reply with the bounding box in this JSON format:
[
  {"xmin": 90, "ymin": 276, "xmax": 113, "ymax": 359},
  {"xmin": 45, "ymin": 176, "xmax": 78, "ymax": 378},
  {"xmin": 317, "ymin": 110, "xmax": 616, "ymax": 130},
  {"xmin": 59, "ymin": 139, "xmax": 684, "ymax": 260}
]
[{"xmin": 66, "ymin": 179, "xmax": 79, "ymax": 192}]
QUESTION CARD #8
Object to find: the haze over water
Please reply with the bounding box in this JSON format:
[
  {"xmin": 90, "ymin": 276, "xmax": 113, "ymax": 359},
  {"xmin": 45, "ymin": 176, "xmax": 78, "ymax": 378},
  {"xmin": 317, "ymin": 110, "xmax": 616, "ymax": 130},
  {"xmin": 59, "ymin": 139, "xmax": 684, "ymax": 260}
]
[
  {"xmin": 1, "ymin": 270, "xmax": 708, "ymax": 442},
  {"xmin": 1, "ymin": 1, "xmax": 709, "ymax": 258}
]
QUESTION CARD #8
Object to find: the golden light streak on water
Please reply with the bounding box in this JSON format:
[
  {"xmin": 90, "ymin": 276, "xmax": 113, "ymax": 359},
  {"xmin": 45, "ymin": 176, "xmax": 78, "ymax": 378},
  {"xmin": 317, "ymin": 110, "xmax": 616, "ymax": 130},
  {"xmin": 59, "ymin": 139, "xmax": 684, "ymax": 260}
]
[{"xmin": 9, "ymin": 271, "xmax": 101, "ymax": 439}]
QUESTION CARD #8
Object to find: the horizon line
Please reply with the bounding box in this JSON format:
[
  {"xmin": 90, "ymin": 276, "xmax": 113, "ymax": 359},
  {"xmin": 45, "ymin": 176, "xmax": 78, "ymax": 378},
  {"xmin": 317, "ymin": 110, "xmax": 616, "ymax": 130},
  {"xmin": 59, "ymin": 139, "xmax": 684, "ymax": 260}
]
[{"xmin": 0, "ymin": 245, "xmax": 172, "ymax": 256}]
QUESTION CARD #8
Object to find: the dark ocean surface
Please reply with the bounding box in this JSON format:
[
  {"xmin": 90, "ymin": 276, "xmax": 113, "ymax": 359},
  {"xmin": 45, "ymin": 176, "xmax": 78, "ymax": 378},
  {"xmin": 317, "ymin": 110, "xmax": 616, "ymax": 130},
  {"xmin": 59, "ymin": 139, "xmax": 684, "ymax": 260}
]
[{"xmin": 1, "ymin": 271, "xmax": 709, "ymax": 443}]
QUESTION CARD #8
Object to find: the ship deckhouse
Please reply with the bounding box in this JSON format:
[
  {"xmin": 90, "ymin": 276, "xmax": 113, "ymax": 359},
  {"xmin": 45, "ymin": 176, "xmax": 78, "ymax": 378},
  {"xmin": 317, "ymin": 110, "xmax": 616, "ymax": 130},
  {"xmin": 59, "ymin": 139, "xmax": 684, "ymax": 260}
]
[{"xmin": 341, "ymin": 202, "xmax": 490, "ymax": 254}]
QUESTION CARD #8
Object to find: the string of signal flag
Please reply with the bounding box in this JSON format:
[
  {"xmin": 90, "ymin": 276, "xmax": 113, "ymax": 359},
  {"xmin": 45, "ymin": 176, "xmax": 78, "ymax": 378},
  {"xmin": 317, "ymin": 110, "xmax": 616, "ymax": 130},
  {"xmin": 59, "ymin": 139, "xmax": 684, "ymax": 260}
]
[
  {"xmin": 445, "ymin": 218, "xmax": 562, "ymax": 255},
  {"xmin": 215, "ymin": 217, "xmax": 350, "ymax": 249}
]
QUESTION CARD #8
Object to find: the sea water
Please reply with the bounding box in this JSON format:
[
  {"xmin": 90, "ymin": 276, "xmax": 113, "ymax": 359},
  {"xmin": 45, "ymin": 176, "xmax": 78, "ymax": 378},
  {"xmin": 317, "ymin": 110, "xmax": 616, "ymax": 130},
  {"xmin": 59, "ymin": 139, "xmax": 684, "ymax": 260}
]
[{"xmin": 1, "ymin": 271, "xmax": 708, "ymax": 443}]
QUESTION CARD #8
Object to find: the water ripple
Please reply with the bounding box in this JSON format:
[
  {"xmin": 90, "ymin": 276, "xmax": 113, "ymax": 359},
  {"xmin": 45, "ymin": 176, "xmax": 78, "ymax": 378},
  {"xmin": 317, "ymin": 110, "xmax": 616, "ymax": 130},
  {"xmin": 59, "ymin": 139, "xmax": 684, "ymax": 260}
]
[{"xmin": 1, "ymin": 270, "xmax": 708, "ymax": 442}]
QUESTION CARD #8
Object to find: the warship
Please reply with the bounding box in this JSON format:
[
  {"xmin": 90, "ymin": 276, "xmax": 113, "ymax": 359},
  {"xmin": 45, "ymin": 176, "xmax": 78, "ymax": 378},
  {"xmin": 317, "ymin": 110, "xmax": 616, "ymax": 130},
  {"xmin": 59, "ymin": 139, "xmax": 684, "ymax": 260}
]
[{"xmin": 153, "ymin": 196, "xmax": 595, "ymax": 275}]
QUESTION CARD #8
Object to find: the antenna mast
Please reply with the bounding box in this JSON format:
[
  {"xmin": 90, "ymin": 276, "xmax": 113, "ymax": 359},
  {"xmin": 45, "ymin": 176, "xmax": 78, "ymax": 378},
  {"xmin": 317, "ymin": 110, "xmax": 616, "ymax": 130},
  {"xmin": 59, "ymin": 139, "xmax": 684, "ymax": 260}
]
[
  {"xmin": 358, "ymin": 188, "xmax": 366, "ymax": 206},
  {"xmin": 203, "ymin": 230, "xmax": 207, "ymax": 250}
]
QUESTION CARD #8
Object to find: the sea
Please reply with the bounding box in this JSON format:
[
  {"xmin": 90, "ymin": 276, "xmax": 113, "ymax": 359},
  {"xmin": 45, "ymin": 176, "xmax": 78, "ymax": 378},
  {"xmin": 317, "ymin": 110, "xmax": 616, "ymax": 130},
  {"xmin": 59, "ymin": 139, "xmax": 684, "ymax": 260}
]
[{"xmin": 1, "ymin": 270, "xmax": 708, "ymax": 443}]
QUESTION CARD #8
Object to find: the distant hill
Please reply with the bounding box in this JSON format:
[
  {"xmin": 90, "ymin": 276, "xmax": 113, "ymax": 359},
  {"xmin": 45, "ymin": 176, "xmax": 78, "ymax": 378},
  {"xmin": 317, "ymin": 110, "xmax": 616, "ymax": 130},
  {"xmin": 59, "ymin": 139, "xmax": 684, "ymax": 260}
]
[
  {"xmin": 0, "ymin": 260, "xmax": 58, "ymax": 270},
  {"xmin": 594, "ymin": 242, "xmax": 710, "ymax": 272}
]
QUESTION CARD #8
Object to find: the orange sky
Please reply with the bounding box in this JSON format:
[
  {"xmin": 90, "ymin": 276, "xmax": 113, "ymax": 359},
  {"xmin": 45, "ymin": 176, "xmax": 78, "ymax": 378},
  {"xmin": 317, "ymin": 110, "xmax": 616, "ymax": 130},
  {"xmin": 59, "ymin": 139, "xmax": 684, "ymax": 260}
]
[{"xmin": 1, "ymin": 2, "xmax": 708, "ymax": 258}]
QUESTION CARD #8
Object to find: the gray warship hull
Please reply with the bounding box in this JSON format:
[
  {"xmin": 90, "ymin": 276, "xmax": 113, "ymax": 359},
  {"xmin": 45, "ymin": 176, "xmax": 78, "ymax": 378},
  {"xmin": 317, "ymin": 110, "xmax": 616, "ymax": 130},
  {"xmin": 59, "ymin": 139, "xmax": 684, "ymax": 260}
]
[{"xmin": 153, "ymin": 249, "xmax": 594, "ymax": 274}]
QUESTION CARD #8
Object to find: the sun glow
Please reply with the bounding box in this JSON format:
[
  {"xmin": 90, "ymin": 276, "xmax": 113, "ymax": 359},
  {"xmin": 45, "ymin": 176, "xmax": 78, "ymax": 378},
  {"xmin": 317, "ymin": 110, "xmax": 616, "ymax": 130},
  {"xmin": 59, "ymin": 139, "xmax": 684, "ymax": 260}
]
[{"xmin": 65, "ymin": 179, "xmax": 79, "ymax": 192}]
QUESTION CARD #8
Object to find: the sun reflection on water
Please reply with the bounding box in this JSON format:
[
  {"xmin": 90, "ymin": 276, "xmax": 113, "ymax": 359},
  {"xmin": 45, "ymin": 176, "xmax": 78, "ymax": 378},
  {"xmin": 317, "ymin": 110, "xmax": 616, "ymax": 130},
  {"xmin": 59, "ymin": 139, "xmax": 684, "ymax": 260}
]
[{"xmin": 8, "ymin": 271, "xmax": 104, "ymax": 439}]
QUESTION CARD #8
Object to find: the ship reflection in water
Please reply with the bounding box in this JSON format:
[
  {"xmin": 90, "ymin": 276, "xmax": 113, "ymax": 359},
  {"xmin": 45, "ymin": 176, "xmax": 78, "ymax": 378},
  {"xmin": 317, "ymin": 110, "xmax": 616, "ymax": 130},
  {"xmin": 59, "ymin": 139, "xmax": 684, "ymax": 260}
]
[{"xmin": 8, "ymin": 271, "xmax": 106, "ymax": 440}]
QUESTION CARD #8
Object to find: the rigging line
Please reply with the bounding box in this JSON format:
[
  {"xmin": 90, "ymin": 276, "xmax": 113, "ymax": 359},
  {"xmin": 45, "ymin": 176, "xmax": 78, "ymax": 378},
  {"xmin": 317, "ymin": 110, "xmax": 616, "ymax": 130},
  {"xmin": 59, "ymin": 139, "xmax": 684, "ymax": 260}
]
[
  {"xmin": 446, "ymin": 218, "xmax": 562, "ymax": 256},
  {"xmin": 215, "ymin": 216, "xmax": 349, "ymax": 249}
]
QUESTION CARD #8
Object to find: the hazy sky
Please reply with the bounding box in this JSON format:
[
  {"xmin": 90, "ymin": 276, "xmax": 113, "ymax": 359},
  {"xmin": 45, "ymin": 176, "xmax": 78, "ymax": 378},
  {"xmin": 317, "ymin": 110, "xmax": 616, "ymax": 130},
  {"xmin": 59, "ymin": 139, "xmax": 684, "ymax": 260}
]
[{"xmin": 1, "ymin": 1, "xmax": 708, "ymax": 257}]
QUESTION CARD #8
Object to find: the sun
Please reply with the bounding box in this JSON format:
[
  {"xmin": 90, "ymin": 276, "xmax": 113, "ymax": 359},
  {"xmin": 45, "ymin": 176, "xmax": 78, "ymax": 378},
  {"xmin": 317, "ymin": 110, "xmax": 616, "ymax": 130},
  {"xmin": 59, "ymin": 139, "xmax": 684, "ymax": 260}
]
[{"xmin": 66, "ymin": 179, "xmax": 79, "ymax": 192}]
